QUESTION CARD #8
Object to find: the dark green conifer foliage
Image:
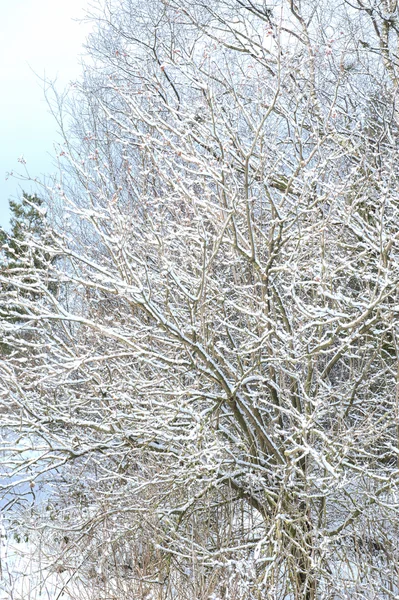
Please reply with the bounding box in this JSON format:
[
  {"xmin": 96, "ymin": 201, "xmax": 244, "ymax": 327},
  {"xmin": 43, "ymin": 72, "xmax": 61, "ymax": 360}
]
[
  {"xmin": 0, "ymin": 193, "xmax": 48, "ymax": 272},
  {"xmin": 0, "ymin": 194, "xmax": 56, "ymax": 353}
]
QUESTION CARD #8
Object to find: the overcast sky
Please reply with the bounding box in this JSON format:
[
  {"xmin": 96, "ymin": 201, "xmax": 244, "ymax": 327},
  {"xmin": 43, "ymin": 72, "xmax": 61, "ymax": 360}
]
[{"xmin": 0, "ymin": 0, "xmax": 92, "ymax": 228}]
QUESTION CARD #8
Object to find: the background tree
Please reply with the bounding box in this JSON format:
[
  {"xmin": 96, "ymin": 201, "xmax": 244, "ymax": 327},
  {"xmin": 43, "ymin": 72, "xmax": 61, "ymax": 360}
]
[
  {"xmin": 0, "ymin": 193, "xmax": 58, "ymax": 356},
  {"xmin": 0, "ymin": 192, "xmax": 51, "ymax": 270},
  {"xmin": 2, "ymin": 1, "xmax": 399, "ymax": 599}
]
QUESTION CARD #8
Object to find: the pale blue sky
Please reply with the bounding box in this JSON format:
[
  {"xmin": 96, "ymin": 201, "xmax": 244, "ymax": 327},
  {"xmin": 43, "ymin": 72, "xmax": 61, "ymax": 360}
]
[{"xmin": 0, "ymin": 0, "xmax": 91, "ymax": 228}]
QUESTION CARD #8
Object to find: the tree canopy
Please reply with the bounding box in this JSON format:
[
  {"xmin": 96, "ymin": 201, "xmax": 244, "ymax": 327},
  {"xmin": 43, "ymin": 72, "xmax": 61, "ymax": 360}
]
[{"xmin": 2, "ymin": 1, "xmax": 399, "ymax": 599}]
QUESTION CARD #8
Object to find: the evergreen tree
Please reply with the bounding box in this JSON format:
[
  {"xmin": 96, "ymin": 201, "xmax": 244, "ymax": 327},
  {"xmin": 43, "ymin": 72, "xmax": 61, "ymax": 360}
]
[
  {"xmin": 0, "ymin": 193, "xmax": 48, "ymax": 272},
  {"xmin": 0, "ymin": 193, "xmax": 56, "ymax": 353}
]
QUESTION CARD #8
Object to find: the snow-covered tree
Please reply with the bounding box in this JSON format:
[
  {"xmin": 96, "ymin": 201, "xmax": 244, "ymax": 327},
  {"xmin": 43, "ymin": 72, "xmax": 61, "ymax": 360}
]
[{"xmin": 2, "ymin": 1, "xmax": 399, "ymax": 598}]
